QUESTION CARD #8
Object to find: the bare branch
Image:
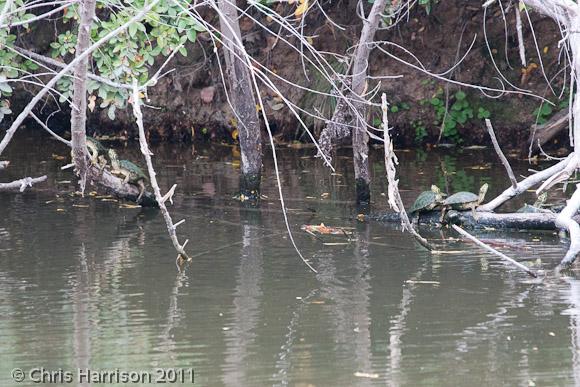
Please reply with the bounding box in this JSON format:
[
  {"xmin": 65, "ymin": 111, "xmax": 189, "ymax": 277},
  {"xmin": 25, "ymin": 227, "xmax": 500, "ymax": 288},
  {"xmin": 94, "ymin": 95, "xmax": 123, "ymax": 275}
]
[
  {"xmin": 556, "ymin": 183, "xmax": 580, "ymax": 266},
  {"xmin": 485, "ymin": 119, "xmax": 517, "ymax": 189},
  {"xmin": 132, "ymin": 80, "xmax": 191, "ymax": 261},
  {"xmin": 478, "ymin": 154, "xmax": 573, "ymax": 212},
  {"xmin": 515, "ymin": 4, "xmax": 527, "ymax": 67},
  {"xmin": 0, "ymin": 175, "xmax": 47, "ymax": 192},
  {"xmin": 382, "ymin": 94, "xmax": 433, "ymax": 251},
  {"xmin": 452, "ymin": 225, "xmax": 537, "ymax": 278}
]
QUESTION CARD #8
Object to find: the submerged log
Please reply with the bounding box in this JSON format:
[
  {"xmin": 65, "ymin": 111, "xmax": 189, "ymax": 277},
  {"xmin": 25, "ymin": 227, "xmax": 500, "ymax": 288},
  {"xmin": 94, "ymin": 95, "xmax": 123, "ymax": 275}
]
[{"xmin": 367, "ymin": 210, "xmax": 580, "ymax": 230}]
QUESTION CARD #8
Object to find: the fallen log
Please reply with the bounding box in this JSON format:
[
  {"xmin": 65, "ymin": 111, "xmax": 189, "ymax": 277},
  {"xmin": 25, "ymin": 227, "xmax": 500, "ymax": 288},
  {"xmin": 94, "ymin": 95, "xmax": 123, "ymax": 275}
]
[
  {"xmin": 367, "ymin": 210, "xmax": 580, "ymax": 230},
  {"xmin": 86, "ymin": 166, "xmax": 157, "ymax": 207},
  {"xmin": 528, "ymin": 109, "xmax": 568, "ymax": 154}
]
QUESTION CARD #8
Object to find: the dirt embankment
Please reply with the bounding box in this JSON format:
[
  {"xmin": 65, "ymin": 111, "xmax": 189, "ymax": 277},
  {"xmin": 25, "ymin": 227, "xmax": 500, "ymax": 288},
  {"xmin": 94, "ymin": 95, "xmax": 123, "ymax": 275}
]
[{"xmin": 9, "ymin": 1, "xmax": 569, "ymax": 150}]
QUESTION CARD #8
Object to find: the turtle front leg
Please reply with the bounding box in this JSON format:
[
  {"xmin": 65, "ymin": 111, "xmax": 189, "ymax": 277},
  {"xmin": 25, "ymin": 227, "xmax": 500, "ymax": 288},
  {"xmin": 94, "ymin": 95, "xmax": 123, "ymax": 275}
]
[
  {"xmin": 136, "ymin": 180, "xmax": 146, "ymax": 203},
  {"xmin": 440, "ymin": 207, "xmax": 447, "ymax": 224}
]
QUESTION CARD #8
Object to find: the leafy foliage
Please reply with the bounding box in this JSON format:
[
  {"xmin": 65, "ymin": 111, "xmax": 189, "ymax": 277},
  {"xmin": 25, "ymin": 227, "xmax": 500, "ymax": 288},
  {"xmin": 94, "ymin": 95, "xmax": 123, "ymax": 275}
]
[{"xmin": 1, "ymin": 0, "xmax": 206, "ymax": 121}]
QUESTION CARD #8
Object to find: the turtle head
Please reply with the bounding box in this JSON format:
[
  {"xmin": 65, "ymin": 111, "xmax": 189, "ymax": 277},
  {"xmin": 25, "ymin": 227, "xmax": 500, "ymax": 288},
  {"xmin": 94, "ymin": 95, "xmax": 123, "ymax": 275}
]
[
  {"xmin": 430, "ymin": 185, "xmax": 444, "ymax": 201},
  {"xmin": 536, "ymin": 192, "xmax": 548, "ymax": 206},
  {"xmin": 107, "ymin": 149, "xmax": 119, "ymax": 167},
  {"xmin": 478, "ymin": 183, "xmax": 489, "ymax": 204}
]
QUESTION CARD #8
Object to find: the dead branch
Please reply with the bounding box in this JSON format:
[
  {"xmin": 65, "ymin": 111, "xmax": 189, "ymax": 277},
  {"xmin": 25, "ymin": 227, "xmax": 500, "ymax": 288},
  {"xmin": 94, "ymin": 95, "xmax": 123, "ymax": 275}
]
[
  {"xmin": 13, "ymin": 46, "xmax": 133, "ymax": 91},
  {"xmin": 556, "ymin": 183, "xmax": 580, "ymax": 266},
  {"xmin": 515, "ymin": 4, "xmax": 526, "ymax": 67},
  {"xmin": 528, "ymin": 109, "xmax": 568, "ymax": 155},
  {"xmin": 30, "ymin": 113, "xmax": 70, "ymax": 146},
  {"xmin": 382, "ymin": 94, "xmax": 433, "ymax": 251},
  {"xmin": 0, "ymin": 175, "xmax": 46, "ymax": 192},
  {"xmin": 132, "ymin": 81, "xmax": 191, "ymax": 261},
  {"xmin": 485, "ymin": 119, "xmax": 517, "ymax": 189},
  {"xmin": 536, "ymin": 153, "xmax": 579, "ymax": 194},
  {"xmin": 452, "ymin": 225, "xmax": 537, "ymax": 278},
  {"xmin": 478, "ymin": 153, "xmax": 573, "ymax": 212}
]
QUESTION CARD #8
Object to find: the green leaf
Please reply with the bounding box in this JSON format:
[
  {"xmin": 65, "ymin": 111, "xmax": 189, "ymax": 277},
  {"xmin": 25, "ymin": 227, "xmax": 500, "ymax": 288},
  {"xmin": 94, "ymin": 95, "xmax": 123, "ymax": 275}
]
[
  {"xmin": 186, "ymin": 29, "xmax": 197, "ymax": 43},
  {"xmin": 430, "ymin": 97, "xmax": 442, "ymax": 106},
  {"xmin": 455, "ymin": 91, "xmax": 466, "ymax": 100}
]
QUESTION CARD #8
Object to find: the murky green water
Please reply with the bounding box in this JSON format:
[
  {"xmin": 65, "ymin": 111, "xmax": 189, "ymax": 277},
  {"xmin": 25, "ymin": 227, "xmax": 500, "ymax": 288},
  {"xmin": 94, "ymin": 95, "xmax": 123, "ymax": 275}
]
[{"xmin": 1, "ymin": 130, "xmax": 579, "ymax": 386}]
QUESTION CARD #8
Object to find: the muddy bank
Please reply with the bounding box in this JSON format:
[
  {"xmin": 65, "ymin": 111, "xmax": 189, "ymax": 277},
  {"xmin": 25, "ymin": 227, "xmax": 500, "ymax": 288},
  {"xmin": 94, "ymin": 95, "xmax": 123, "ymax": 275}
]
[{"xmin": 7, "ymin": 1, "xmax": 569, "ymax": 150}]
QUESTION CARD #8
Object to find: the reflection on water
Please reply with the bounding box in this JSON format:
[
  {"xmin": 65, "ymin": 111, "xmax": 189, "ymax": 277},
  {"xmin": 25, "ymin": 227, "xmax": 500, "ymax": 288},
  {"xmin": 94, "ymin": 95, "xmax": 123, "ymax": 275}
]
[{"xmin": 1, "ymin": 131, "xmax": 580, "ymax": 386}]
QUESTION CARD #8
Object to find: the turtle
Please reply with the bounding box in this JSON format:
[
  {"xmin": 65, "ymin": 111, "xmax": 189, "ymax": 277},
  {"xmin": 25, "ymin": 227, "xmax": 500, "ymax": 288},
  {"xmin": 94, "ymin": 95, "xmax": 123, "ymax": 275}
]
[
  {"xmin": 440, "ymin": 183, "xmax": 489, "ymax": 220},
  {"xmin": 409, "ymin": 185, "xmax": 444, "ymax": 214},
  {"xmin": 70, "ymin": 136, "xmax": 109, "ymax": 170},
  {"xmin": 107, "ymin": 149, "xmax": 148, "ymax": 202},
  {"xmin": 516, "ymin": 192, "xmax": 551, "ymax": 213}
]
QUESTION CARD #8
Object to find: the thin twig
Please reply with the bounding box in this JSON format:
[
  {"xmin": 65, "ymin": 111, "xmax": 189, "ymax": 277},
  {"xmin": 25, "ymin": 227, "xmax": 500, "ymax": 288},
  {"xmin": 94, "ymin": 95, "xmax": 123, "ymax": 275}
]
[
  {"xmin": 30, "ymin": 113, "xmax": 71, "ymax": 146},
  {"xmin": 452, "ymin": 225, "xmax": 537, "ymax": 278},
  {"xmin": 515, "ymin": 3, "xmax": 527, "ymax": 67},
  {"xmin": 485, "ymin": 119, "xmax": 517, "ymax": 189}
]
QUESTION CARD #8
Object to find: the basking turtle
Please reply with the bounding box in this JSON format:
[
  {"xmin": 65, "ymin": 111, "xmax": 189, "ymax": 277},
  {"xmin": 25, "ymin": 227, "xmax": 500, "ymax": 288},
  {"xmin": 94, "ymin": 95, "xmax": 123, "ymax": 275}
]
[
  {"xmin": 70, "ymin": 136, "xmax": 109, "ymax": 169},
  {"xmin": 516, "ymin": 192, "xmax": 551, "ymax": 213},
  {"xmin": 409, "ymin": 185, "xmax": 444, "ymax": 214},
  {"xmin": 108, "ymin": 149, "xmax": 148, "ymax": 202},
  {"xmin": 441, "ymin": 183, "xmax": 489, "ymax": 219}
]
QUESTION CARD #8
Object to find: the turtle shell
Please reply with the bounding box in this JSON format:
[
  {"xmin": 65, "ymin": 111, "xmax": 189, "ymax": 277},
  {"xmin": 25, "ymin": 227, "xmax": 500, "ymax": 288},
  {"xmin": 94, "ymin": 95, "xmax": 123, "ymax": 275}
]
[
  {"xmin": 119, "ymin": 159, "xmax": 148, "ymax": 182},
  {"xmin": 443, "ymin": 191, "xmax": 478, "ymax": 208},
  {"xmin": 409, "ymin": 190, "xmax": 439, "ymax": 213}
]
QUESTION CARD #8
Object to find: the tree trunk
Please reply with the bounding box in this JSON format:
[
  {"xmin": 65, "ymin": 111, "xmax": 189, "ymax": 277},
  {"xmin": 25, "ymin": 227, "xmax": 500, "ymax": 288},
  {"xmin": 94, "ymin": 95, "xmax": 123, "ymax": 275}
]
[
  {"xmin": 350, "ymin": 0, "xmax": 388, "ymax": 206},
  {"xmin": 70, "ymin": 0, "xmax": 97, "ymax": 193},
  {"xmin": 217, "ymin": 0, "xmax": 262, "ymax": 202}
]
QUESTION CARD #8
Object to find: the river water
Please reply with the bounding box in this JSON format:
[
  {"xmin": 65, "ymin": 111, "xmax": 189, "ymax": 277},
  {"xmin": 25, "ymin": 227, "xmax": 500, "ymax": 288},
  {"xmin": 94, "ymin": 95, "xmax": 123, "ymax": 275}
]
[{"xmin": 0, "ymin": 131, "xmax": 579, "ymax": 386}]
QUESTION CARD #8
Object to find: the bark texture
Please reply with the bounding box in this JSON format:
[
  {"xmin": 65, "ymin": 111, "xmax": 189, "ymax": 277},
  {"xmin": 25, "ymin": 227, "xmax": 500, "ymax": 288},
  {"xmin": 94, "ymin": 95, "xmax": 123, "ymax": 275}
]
[
  {"xmin": 217, "ymin": 0, "xmax": 262, "ymax": 199},
  {"xmin": 70, "ymin": 0, "xmax": 97, "ymax": 192},
  {"xmin": 349, "ymin": 0, "xmax": 388, "ymax": 205}
]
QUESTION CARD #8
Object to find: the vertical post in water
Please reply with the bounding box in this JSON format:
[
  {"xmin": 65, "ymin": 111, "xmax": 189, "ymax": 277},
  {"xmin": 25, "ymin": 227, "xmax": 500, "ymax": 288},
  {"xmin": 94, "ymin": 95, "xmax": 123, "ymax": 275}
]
[
  {"xmin": 217, "ymin": 0, "xmax": 263, "ymax": 203},
  {"xmin": 70, "ymin": 0, "xmax": 97, "ymax": 193},
  {"xmin": 350, "ymin": 0, "xmax": 388, "ymax": 207}
]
